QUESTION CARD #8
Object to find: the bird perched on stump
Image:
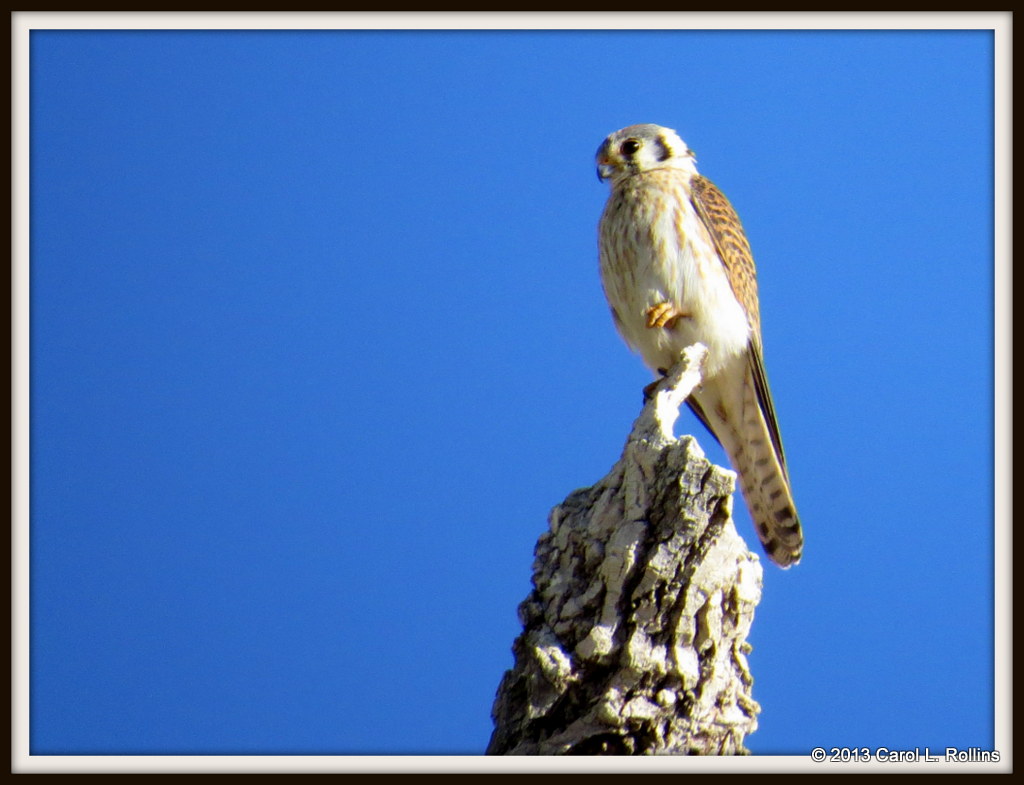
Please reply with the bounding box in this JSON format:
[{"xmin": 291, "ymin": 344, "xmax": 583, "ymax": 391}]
[{"xmin": 596, "ymin": 123, "xmax": 803, "ymax": 567}]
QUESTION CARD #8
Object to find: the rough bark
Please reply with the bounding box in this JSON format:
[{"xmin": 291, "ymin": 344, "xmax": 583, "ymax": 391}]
[{"xmin": 487, "ymin": 344, "xmax": 763, "ymax": 756}]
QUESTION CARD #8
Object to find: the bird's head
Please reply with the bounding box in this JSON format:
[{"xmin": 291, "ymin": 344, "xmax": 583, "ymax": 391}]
[{"xmin": 595, "ymin": 124, "xmax": 696, "ymax": 183}]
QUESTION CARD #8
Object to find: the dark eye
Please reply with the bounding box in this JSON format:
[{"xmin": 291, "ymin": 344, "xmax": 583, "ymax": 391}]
[{"xmin": 620, "ymin": 139, "xmax": 641, "ymax": 156}]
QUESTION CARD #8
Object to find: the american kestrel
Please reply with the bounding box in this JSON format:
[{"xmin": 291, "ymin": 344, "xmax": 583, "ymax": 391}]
[{"xmin": 596, "ymin": 123, "xmax": 803, "ymax": 567}]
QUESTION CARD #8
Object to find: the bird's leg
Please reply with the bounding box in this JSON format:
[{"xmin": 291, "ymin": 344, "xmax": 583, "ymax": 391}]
[
  {"xmin": 642, "ymin": 367, "xmax": 670, "ymax": 402},
  {"xmin": 645, "ymin": 301, "xmax": 690, "ymax": 330}
]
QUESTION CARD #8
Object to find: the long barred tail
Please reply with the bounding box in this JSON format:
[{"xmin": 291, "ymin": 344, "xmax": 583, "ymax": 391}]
[
  {"xmin": 729, "ymin": 372, "xmax": 803, "ymax": 567},
  {"xmin": 733, "ymin": 446, "xmax": 803, "ymax": 568},
  {"xmin": 696, "ymin": 373, "xmax": 804, "ymax": 568}
]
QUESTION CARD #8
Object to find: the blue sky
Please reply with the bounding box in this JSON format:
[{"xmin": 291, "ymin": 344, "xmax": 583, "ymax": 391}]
[{"xmin": 25, "ymin": 23, "xmax": 1001, "ymax": 762}]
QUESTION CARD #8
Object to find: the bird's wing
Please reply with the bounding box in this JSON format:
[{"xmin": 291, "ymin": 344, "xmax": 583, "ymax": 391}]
[
  {"xmin": 689, "ymin": 175, "xmax": 762, "ymax": 344},
  {"xmin": 690, "ymin": 174, "xmax": 788, "ymax": 477},
  {"xmin": 746, "ymin": 343, "xmax": 789, "ymax": 479}
]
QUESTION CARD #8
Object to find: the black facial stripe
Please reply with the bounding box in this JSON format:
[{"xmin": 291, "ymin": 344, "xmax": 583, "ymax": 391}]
[{"xmin": 653, "ymin": 135, "xmax": 673, "ymax": 162}]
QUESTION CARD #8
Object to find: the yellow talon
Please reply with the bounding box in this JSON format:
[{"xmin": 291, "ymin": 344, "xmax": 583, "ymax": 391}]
[{"xmin": 645, "ymin": 302, "xmax": 688, "ymax": 329}]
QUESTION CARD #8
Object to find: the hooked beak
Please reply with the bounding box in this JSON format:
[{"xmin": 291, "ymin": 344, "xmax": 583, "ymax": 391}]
[{"xmin": 596, "ymin": 152, "xmax": 615, "ymax": 182}]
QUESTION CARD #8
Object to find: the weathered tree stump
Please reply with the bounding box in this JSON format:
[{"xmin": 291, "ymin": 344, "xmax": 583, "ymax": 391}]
[{"xmin": 488, "ymin": 344, "xmax": 763, "ymax": 755}]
